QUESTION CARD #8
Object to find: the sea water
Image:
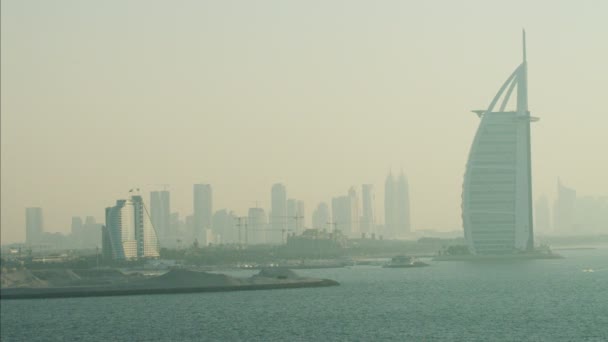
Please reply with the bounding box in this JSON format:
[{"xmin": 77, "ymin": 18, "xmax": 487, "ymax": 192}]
[{"xmin": 2, "ymin": 248, "xmax": 607, "ymax": 341}]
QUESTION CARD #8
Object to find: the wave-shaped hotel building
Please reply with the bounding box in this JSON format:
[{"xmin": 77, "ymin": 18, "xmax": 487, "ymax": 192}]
[
  {"xmin": 462, "ymin": 31, "xmax": 538, "ymax": 255},
  {"xmin": 102, "ymin": 195, "xmax": 160, "ymax": 260}
]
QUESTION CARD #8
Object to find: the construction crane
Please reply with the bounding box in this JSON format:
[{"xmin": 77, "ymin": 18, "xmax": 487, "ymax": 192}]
[
  {"xmin": 272, "ymin": 215, "xmax": 304, "ymax": 233},
  {"xmin": 124, "ymin": 188, "xmax": 162, "ymax": 255}
]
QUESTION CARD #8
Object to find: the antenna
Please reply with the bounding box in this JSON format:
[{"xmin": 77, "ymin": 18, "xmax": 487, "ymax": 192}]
[{"xmin": 522, "ymin": 29, "xmax": 527, "ymax": 63}]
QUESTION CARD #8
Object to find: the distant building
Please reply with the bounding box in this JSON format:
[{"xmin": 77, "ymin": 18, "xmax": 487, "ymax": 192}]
[
  {"xmin": 70, "ymin": 216, "xmax": 101, "ymax": 249},
  {"xmin": 332, "ymin": 188, "xmax": 359, "ymax": 238},
  {"xmin": 286, "ymin": 199, "xmax": 305, "ymax": 234},
  {"xmin": 550, "ymin": 180, "xmax": 607, "ymax": 235},
  {"xmin": 25, "ymin": 207, "xmax": 44, "ymax": 245},
  {"xmin": 71, "ymin": 216, "xmax": 83, "ymax": 247},
  {"xmin": 348, "ymin": 187, "xmax": 360, "ymax": 237},
  {"xmin": 82, "ymin": 216, "xmax": 103, "ymax": 248},
  {"xmin": 384, "ymin": 171, "xmax": 411, "ymax": 239},
  {"xmin": 84, "ymin": 216, "xmax": 96, "ymax": 227},
  {"xmin": 535, "ymin": 195, "xmax": 552, "ymax": 233},
  {"xmin": 212, "ymin": 209, "xmax": 237, "ymax": 244},
  {"xmin": 193, "ymin": 184, "xmax": 212, "ymax": 243},
  {"xmin": 248, "ymin": 207, "xmax": 268, "ymax": 244},
  {"xmin": 166, "ymin": 212, "xmax": 187, "ymax": 248},
  {"xmin": 170, "ymin": 212, "xmax": 181, "ymax": 236},
  {"xmin": 297, "ymin": 200, "xmax": 306, "ymax": 232},
  {"xmin": 185, "ymin": 215, "xmax": 194, "ymax": 242},
  {"xmin": 331, "ymin": 196, "xmax": 348, "ymax": 233},
  {"xmin": 270, "ymin": 183, "xmax": 287, "ymax": 244},
  {"xmin": 574, "ymin": 196, "xmax": 608, "ymax": 234},
  {"xmin": 396, "ymin": 173, "xmax": 411, "ymax": 234},
  {"xmin": 312, "ymin": 202, "xmax": 330, "ymax": 230},
  {"xmin": 103, "ymin": 195, "xmax": 159, "ymax": 260},
  {"xmin": 150, "ymin": 190, "xmax": 171, "ymax": 239},
  {"xmin": 287, "ymin": 199, "xmax": 298, "ymax": 233},
  {"xmin": 361, "ymin": 184, "xmax": 375, "ymax": 236},
  {"xmin": 553, "ymin": 179, "xmax": 576, "ymax": 234},
  {"xmin": 384, "ymin": 172, "xmax": 396, "ymax": 238},
  {"xmin": 71, "ymin": 216, "xmax": 83, "ymax": 237}
]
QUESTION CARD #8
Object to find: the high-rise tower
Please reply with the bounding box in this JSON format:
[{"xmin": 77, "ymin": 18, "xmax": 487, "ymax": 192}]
[
  {"xmin": 25, "ymin": 207, "xmax": 44, "ymax": 245},
  {"xmin": 312, "ymin": 202, "xmax": 330, "ymax": 230},
  {"xmin": 462, "ymin": 31, "xmax": 536, "ymax": 254},
  {"xmin": 270, "ymin": 183, "xmax": 287, "ymax": 243},
  {"xmin": 396, "ymin": 172, "xmax": 411, "ymax": 234},
  {"xmin": 248, "ymin": 207, "xmax": 268, "ymax": 244},
  {"xmin": 384, "ymin": 172, "xmax": 396, "ymax": 237},
  {"xmin": 150, "ymin": 190, "xmax": 171, "ymax": 239},
  {"xmin": 332, "ymin": 187, "xmax": 360, "ymax": 238},
  {"xmin": 348, "ymin": 187, "xmax": 360, "ymax": 237},
  {"xmin": 553, "ymin": 179, "xmax": 576, "ymax": 234},
  {"xmin": 193, "ymin": 184, "xmax": 212, "ymax": 242},
  {"xmin": 361, "ymin": 184, "xmax": 375, "ymax": 235}
]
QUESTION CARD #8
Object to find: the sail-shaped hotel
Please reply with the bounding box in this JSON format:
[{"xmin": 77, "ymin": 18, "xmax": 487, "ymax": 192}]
[{"xmin": 462, "ymin": 31, "xmax": 538, "ymax": 255}]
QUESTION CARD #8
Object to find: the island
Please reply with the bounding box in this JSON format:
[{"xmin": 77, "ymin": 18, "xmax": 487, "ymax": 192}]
[{"xmin": 0, "ymin": 267, "xmax": 339, "ymax": 300}]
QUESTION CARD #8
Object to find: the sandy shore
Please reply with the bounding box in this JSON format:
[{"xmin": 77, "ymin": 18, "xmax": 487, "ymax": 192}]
[{"xmin": 1, "ymin": 268, "xmax": 339, "ymax": 300}]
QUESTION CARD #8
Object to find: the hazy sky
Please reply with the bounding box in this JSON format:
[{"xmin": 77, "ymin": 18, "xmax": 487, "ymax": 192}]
[{"xmin": 2, "ymin": 0, "xmax": 607, "ymax": 243}]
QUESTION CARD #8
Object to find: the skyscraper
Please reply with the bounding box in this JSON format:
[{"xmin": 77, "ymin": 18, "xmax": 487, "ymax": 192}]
[
  {"xmin": 312, "ymin": 202, "xmax": 330, "ymax": 230},
  {"xmin": 71, "ymin": 216, "xmax": 83, "ymax": 236},
  {"xmin": 573, "ymin": 196, "xmax": 608, "ymax": 234},
  {"xmin": 212, "ymin": 209, "xmax": 237, "ymax": 244},
  {"xmin": 270, "ymin": 183, "xmax": 287, "ymax": 243},
  {"xmin": 384, "ymin": 172, "xmax": 411, "ymax": 238},
  {"xmin": 396, "ymin": 172, "xmax": 411, "ymax": 234},
  {"xmin": 71, "ymin": 216, "xmax": 84, "ymax": 246},
  {"xmin": 185, "ymin": 215, "xmax": 194, "ymax": 242},
  {"xmin": 193, "ymin": 184, "xmax": 212, "ymax": 243},
  {"xmin": 361, "ymin": 184, "xmax": 375, "ymax": 236},
  {"xmin": 248, "ymin": 207, "xmax": 268, "ymax": 244},
  {"xmin": 286, "ymin": 199, "xmax": 305, "ymax": 234},
  {"xmin": 150, "ymin": 190, "xmax": 171, "ymax": 239},
  {"xmin": 25, "ymin": 207, "xmax": 43, "ymax": 245},
  {"xmin": 332, "ymin": 196, "xmax": 349, "ymax": 234},
  {"xmin": 287, "ymin": 199, "xmax": 298, "ymax": 233},
  {"xmin": 103, "ymin": 195, "xmax": 159, "ymax": 260},
  {"xmin": 553, "ymin": 179, "xmax": 576, "ymax": 234},
  {"xmin": 384, "ymin": 172, "xmax": 396, "ymax": 238},
  {"xmin": 332, "ymin": 188, "xmax": 359, "ymax": 238},
  {"xmin": 348, "ymin": 187, "xmax": 360, "ymax": 237},
  {"xmin": 170, "ymin": 212, "xmax": 181, "ymax": 237},
  {"xmin": 71, "ymin": 216, "xmax": 101, "ymax": 248},
  {"xmin": 297, "ymin": 200, "xmax": 306, "ymax": 232},
  {"xmin": 462, "ymin": 32, "xmax": 536, "ymax": 254}
]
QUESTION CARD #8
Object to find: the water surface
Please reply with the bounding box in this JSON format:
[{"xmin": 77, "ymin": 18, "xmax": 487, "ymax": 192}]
[{"xmin": 2, "ymin": 249, "xmax": 607, "ymax": 341}]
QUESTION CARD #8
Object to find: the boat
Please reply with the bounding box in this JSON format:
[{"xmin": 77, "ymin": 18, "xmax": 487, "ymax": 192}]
[{"xmin": 383, "ymin": 255, "xmax": 429, "ymax": 268}]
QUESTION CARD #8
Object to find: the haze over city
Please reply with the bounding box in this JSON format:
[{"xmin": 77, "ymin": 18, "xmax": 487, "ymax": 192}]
[{"xmin": 2, "ymin": 0, "xmax": 607, "ymax": 244}]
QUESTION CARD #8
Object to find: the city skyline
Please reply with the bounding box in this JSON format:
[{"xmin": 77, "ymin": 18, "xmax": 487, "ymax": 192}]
[
  {"xmin": 5, "ymin": 171, "xmax": 608, "ymax": 248},
  {"xmin": 15, "ymin": 174, "xmax": 604, "ymax": 248},
  {"xmin": 2, "ymin": 1, "xmax": 608, "ymax": 244}
]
